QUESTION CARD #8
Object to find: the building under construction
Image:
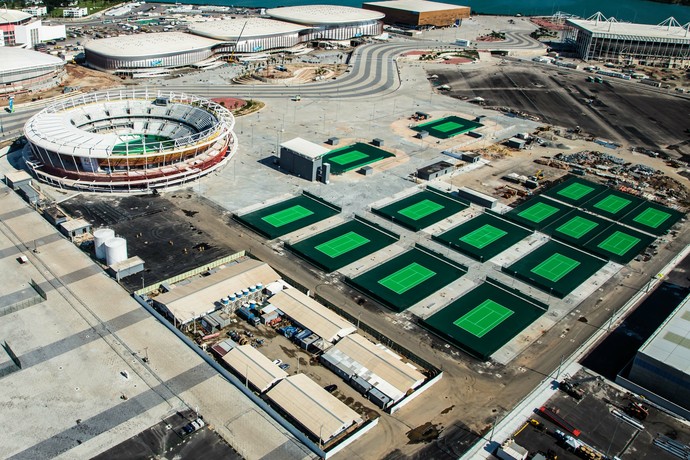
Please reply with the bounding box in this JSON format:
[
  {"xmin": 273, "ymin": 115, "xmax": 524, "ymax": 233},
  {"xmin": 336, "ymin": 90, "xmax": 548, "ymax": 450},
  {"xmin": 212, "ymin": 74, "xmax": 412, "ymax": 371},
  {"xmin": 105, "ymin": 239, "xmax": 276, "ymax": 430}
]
[{"xmin": 564, "ymin": 13, "xmax": 690, "ymax": 68}]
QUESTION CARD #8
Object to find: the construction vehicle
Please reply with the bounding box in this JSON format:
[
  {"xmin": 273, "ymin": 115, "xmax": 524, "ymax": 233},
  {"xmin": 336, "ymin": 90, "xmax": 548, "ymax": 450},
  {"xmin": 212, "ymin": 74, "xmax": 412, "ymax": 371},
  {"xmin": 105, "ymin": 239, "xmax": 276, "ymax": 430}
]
[
  {"xmin": 529, "ymin": 418, "xmax": 547, "ymax": 432},
  {"xmin": 576, "ymin": 445, "xmax": 603, "ymax": 460},
  {"xmin": 624, "ymin": 401, "xmax": 649, "ymax": 420},
  {"xmin": 559, "ymin": 379, "xmax": 585, "ymax": 400}
]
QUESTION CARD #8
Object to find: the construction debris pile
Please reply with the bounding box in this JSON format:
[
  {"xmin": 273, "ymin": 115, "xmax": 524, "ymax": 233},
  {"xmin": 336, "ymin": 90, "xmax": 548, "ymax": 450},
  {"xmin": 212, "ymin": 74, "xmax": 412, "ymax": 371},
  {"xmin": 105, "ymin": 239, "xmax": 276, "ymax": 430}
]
[{"xmin": 534, "ymin": 151, "xmax": 690, "ymax": 208}]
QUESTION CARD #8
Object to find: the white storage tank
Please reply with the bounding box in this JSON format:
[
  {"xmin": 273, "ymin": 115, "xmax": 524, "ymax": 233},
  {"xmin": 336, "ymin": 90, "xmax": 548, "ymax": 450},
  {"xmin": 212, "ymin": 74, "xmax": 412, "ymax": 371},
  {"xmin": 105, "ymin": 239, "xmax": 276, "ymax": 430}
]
[
  {"xmin": 105, "ymin": 237, "xmax": 127, "ymax": 266},
  {"xmin": 94, "ymin": 228, "xmax": 115, "ymax": 260}
]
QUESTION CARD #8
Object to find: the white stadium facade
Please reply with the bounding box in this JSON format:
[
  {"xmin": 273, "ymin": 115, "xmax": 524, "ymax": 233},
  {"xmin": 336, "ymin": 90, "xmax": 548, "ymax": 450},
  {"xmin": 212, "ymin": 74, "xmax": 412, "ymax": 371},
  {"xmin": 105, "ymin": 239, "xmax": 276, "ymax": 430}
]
[
  {"xmin": 85, "ymin": 5, "xmax": 384, "ymax": 73},
  {"xmin": 23, "ymin": 90, "xmax": 237, "ymax": 193},
  {"xmin": 0, "ymin": 47, "xmax": 66, "ymax": 95},
  {"xmin": 565, "ymin": 13, "xmax": 690, "ymax": 67}
]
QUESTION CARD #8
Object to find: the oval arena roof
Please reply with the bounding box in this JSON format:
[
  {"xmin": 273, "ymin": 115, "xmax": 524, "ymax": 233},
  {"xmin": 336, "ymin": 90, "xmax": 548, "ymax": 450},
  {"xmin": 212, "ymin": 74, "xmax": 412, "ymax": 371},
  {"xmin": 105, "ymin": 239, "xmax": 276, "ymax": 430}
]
[
  {"xmin": 84, "ymin": 32, "xmax": 220, "ymax": 58},
  {"xmin": 0, "ymin": 47, "xmax": 64, "ymax": 74},
  {"xmin": 0, "ymin": 9, "xmax": 31, "ymax": 24},
  {"xmin": 189, "ymin": 17, "xmax": 305, "ymax": 40},
  {"xmin": 266, "ymin": 5, "xmax": 384, "ymax": 25}
]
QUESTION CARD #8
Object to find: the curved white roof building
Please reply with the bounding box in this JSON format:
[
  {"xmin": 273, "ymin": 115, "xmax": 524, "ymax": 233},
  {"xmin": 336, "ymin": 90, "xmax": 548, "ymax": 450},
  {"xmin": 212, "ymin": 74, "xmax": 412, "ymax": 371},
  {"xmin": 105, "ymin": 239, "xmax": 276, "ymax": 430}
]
[
  {"xmin": 267, "ymin": 5, "xmax": 384, "ymax": 41},
  {"xmin": 85, "ymin": 32, "xmax": 220, "ymax": 71},
  {"xmin": 23, "ymin": 90, "xmax": 237, "ymax": 193},
  {"xmin": 266, "ymin": 5, "xmax": 384, "ymax": 25},
  {"xmin": 0, "ymin": 47, "xmax": 65, "ymax": 94},
  {"xmin": 85, "ymin": 6, "xmax": 384, "ymax": 72},
  {"xmin": 0, "ymin": 9, "xmax": 32, "ymax": 24},
  {"xmin": 189, "ymin": 17, "xmax": 305, "ymax": 52}
]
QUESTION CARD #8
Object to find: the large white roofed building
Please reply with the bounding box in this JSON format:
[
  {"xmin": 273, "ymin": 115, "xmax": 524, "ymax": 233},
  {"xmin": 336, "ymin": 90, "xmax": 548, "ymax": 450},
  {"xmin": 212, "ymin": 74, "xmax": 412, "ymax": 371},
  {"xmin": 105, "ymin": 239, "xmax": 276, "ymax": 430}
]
[
  {"xmin": 189, "ymin": 18, "xmax": 305, "ymax": 52},
  {"xmin": 85, "ymin": 32, "xmax": 221, "ymax": 72},
  {"xmin": 266, "ymin": 5, "xmax": 384, "ymax": 41},
  {"xmin": 0, "ymin": 47, "xmax": 65, "ymax": 94},
  {"xmin": 266, "ymin": 374, "xmax": 363, "ymax": 444},
  {"xmin": 564, "ymin": 13, "xmax": 690, "ymax": 67}
]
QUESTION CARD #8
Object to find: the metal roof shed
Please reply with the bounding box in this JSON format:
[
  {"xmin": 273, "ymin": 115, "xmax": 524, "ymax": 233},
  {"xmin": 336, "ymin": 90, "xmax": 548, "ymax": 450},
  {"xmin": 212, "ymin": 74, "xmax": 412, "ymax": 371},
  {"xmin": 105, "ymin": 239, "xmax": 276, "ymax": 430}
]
[
  {"xmin": 269, "ymin": 289, "xmax": 356, "ymax": 343},
  {"xmin": 222, "ymin": 345, "xmax": 288, "ymax": 393},
  {"xmin": 153, "ymin": 259, "xmax": 280, "ymax": 325},
  {"xmin": 325, "ymin": 333, "xmax": 425, "ymax": 401},
  {"xmin": 266, "ymin": 374, "xmax": 363, "ymax": 444}
]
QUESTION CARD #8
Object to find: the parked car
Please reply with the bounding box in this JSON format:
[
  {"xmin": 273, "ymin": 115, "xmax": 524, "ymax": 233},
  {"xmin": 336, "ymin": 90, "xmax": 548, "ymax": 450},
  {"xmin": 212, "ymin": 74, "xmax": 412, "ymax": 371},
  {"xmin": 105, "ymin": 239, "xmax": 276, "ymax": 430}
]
[
  {"xmin": 279, "ymin": 363, "xmax": 290, "ymax": 371},
  {"xmin": 273, "ymin": 359, "xmax": 282, "ymax": 366},
  {"xmin": 324, "ymin": 384, "xmax": 338, "ymax": 393}
]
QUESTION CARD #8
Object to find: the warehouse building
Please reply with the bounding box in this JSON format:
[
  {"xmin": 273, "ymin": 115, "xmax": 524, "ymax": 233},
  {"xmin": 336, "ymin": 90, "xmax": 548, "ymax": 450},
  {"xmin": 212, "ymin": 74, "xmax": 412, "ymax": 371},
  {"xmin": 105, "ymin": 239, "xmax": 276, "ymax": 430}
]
[
  {"xmin": 269, "ymin": 289, "xmax": 356, "ymax": 343},
  {"xmin": 266, "ymin": 373, "xmax": 363, "ymax": 445},
  {"xmin": 152, "ymin": 259, "xmax": 280, "ymax": 325},
  {"xmin": 363, "ymin": 0, "xmax": 470, "ymax": 28},
  {"xmin": 222, "ymin": 345, "xmax": 288, "ymax": 393},
  {"xmin": 564, "ymin": 13, "xmax": 690, "ymax": 68},
  {"xmin": 623, "ymin": 293, "xmax": 690, "ymax": 416},
  {"xmin": 321, "ymin": 333, "xmax": 425, "ymax": 408}
]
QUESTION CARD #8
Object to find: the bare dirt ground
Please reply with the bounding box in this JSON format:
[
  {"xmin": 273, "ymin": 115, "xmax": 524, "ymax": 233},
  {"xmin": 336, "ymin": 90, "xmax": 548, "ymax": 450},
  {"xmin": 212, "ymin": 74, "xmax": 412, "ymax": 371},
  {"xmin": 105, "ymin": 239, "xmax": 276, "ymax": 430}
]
[{"xmin": 434, "ymin": 61, "xmax": 690, "ymax": 157}]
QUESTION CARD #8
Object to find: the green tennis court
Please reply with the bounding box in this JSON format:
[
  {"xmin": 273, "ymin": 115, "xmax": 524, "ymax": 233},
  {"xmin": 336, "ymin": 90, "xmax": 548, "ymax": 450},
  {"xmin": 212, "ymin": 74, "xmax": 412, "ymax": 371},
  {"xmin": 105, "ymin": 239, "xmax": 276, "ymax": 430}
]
[
  {"xmin": 460, "ymin": 224, "xmax": 508, "ymax": 249},
  {"xmin": 421, "ymin": 279, "xmax": 548, "ymax": 360},
  {"xmin": 558, "ymin": 183, "xmax": 595, "ymax": 201},
  {"xmin": 504, "ymin": 241, "xmax": 606, "ymax": 298},
  {"xmin": 597, "ymin": 231, "xmax": 640, "ymax": 256},
  {"xmin": 286, "ymin": 219, "xmax": 398, "ymax": 273},
  {"xmin": 633, "ymin": 208, "xmax": 670, "ymax": 229},
  {"xmin": 328, "ymin": 151, "xmax": 369, "ymax": 165},
  {"xmin": 531, "ymin": 253, "xmax": 580, "ymax": 282},
  {"xmin": 620, "ymin": 202, "xmax": 684, "ymax": 236},
  {"xmin": 113, "ymin": 134, "xmax": 172, "ymax": 154},
  {"xmin": 372, "ymin": 189, "xmax": 468, "ymax": 232},
  {"xmin": 542, "ymin": 209, "xmax": 610, "ymax": 249},
  {"xmin": 346, "ymin": 247, "xmax": 466, "ymax": 312},
  {"xmin": 594, "ymin": 195, "xmax": 631, "ymax": 214},
  {"xmin": 453, "ymin": 300, "xmax": 514, "ymax": 338},
  {"xmin": 584, "ymin": 190, "xmax": 643, "ymax": 220},
  {"xmin": 583, "ymin": 224, "xmax": 654, "ymax": 263},
  {"xmin": 556, "ymin": 216, "xmax": 599, "ymax": 239},
  {"xmin": 542, "ymin": 177, "xmax": 607, "ymax": 206},
  {"xmin": 262, "ymin": 205, "xmax": 314, "ymax": 227},
  {"xmin": 235, "ymin": 194, "xmax": 340, "ymax": 239},
  {"xmin": 378, "ymin": 262, "xmax": 436, "ymax": 294},
  {"xmin": 411, "ymin": 115, "xmax": 484, "ymax": 139},
  {"xmin": 316, "ymin": 231, "xmax": 370, "ymax": 258},
  {"xmin": 434, "ymin": 213, "xmax": 532, "ymax": 262},
  {"xmin": 519, "ymin": 202, "xmax": 560, "ymax": 223},
  {"xmin": 322, "ymin": 142, "xmax": 395, "ymax": 174},
  {"xmin": 398, "ymin": 199, "xmax": 445, "ymax": 220},
  {"xmin": 506, "ymin": 197, "xmax": 573, "ymax": 230}
]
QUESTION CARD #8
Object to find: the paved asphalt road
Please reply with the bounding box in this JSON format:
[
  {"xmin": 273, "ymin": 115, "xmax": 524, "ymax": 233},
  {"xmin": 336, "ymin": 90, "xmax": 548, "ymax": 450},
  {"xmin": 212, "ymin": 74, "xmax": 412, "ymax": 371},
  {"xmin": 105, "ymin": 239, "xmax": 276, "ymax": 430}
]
[{"xmin": 0, "ymin": 34, "xmax": 543, "ymax": 137}]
